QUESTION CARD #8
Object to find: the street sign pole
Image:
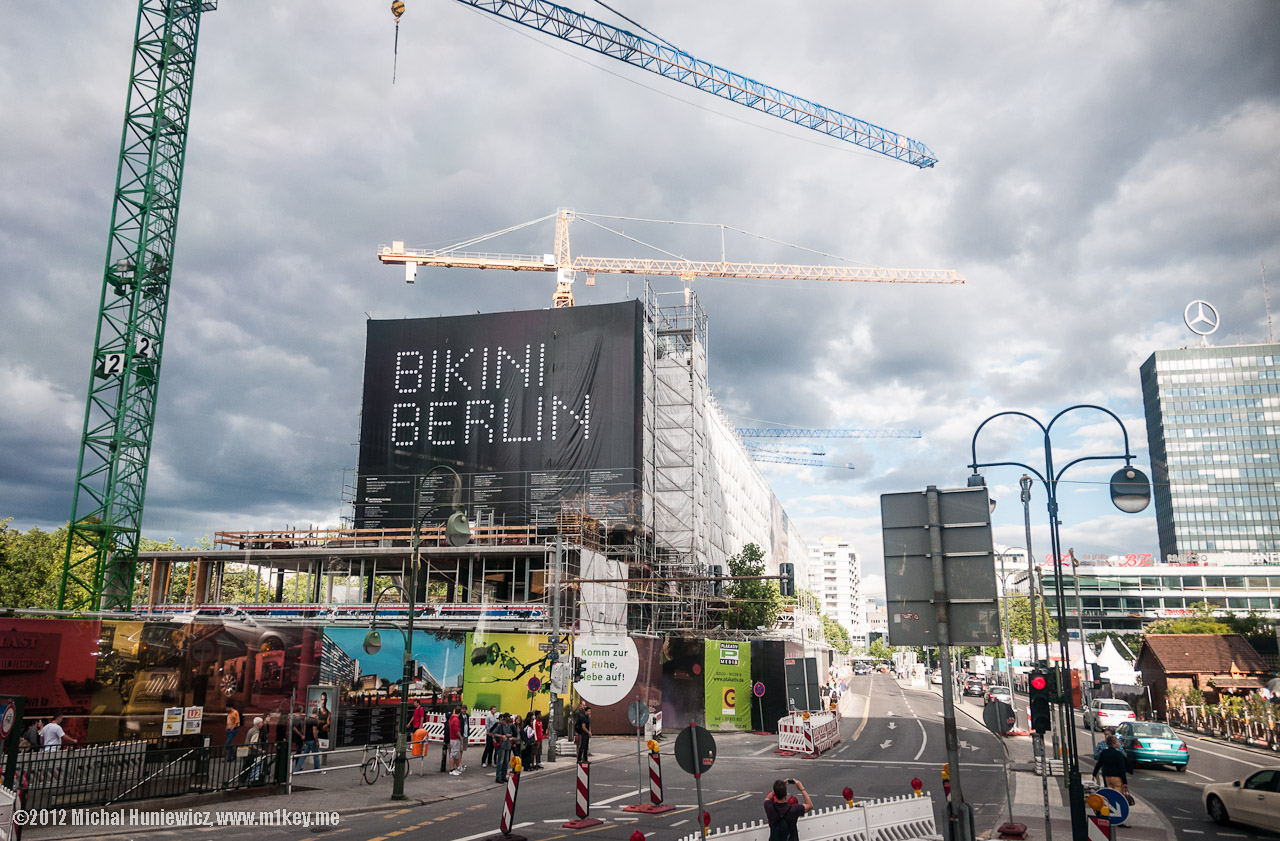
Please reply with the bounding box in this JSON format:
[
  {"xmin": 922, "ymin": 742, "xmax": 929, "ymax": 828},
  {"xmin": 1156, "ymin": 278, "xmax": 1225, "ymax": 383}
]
[
  {"xmin": 928, "ymin": 487, "xmax": 972, "ymax": 841},
  {"xmin": 549, "ymin": 533, "xmax": 561, "ymax": 763},
  {"xmin": 690, "ymin": 723, "xmax": 707, "ymax": 839}
]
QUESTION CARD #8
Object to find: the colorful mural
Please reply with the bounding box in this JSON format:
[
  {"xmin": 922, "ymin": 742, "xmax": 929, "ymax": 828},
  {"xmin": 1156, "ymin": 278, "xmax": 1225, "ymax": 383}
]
[{"xmin": 462, "ymin": 632, "xmax": 558, "ymax": 716}]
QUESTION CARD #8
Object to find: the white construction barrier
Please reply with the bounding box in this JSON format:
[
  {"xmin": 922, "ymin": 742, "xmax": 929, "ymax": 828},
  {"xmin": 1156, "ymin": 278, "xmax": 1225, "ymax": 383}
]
[
  {"xmin": 423, "ymin": 712, "xmax": 489, "ymax": 746},
  {"xmin": 677, "ymin": 792, "xmax": 941, "ymax": 841},
  {"xmin": 0, "ymin": 785, "xmax": 16, "ymax": 841},
  {"xmin": 777, "ymin": 712, "xmax": 841, "ymax": 756}
]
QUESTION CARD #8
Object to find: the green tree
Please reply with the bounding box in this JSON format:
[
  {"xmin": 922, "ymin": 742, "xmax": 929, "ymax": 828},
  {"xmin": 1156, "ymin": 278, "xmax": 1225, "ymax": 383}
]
[
  {"xmin": 821, "ymin": 615, "xmax": 851, "ymax": 654},
  {"xmin": 1003, "ymin": 595, "xmax": 1059, "ymax": 646},
  {"xmin": 1144, "ymin": 601, "xmax": 1232, "ymax": 635},
  {"xmin": 867, "ymin": 637, "xmax": 893, "ymax": 661},
  {"xmin": 723, "ymin": 543, "xmax": 781, "ymax": 630}
]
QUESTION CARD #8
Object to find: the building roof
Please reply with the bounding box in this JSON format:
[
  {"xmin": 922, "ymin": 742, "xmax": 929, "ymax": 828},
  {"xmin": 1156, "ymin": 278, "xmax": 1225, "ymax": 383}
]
[{"xmin": 1136, "ymin": 634, "xmax": 1269, "ymax": 677}]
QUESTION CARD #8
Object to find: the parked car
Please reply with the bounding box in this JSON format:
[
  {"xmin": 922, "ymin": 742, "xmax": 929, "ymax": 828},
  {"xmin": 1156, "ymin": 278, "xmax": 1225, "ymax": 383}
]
[
  {"xmin": 1114, "ymin": 721, "xmax": 1188, "ymax": 771},
  {"xmin": 963, "ymin": 679, "xmax": 986, "ymax": 697},
  {"xmin": 854, "ymin": 664, "xmax": 871, "ymax": 676},
  {"xmin": 1203, "ymin": 768, "xmax": 1280, "ymax": 832},
  {"xmin": 1084, "ymin": 698, "xmax": 1135, "ymax": 730},
  {"xmin": 931, "ymin": 671, "xmax": 944, "ymax": 685},
  {"xmin": 985, "ymin": 685, "xmax": 1013, "ymax": 706}
]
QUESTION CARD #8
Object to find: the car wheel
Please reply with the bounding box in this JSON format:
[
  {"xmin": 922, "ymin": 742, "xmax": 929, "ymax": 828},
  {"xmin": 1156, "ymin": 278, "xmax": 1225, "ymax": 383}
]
[
  {"xmin": 1206, "ymin": 795, "xmax": 1229, "ymax": 826},
  {"xmin": 1175, "ymin": 763, "xmax": 1186, "ymax": 773}
]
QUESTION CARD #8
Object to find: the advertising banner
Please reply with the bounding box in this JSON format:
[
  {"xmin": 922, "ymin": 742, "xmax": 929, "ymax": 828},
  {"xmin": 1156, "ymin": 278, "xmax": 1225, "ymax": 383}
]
[
  {"xmin": 572, "ymin": 634, "xmax": 638, "ymax": 706},
  {"xmin": 704, "ymin": 640, "xmax": 751, "ymax": 731},
  {"xmin": 355, "ymin": 301, "xmax": 644, "ymax": 530},
  {"xmin": 462, "ymin": 632, "xmax": 561, "ymax": 716}
]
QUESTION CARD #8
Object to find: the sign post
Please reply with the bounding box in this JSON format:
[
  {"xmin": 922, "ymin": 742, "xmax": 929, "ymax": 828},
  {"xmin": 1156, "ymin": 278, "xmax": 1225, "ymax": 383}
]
[
  {"xmin": 752, "ymin": 681, "xmax": 766, "ymax": 734},
  {"xmin": 675, "ymin": 724, "xmax": 716, "ymax": 839},
  {"xmin": 0, "ymin": 694, "xmax": 23, "ymax": 791}
]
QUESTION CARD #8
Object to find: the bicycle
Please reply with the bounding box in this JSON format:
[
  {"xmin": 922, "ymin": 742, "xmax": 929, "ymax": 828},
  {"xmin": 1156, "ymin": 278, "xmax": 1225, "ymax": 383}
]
[{"xmin": 362, "ymin": 743, "xmax": 395, "ymax": 784}]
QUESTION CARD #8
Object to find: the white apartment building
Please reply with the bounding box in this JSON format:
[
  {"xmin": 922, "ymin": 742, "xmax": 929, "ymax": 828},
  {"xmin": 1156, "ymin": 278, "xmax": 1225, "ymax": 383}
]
[
  {"xmin": 866, "ymin": 599, "xmax": 888, "ymax": 641},
  {"xmin": 808, "ymin": 537, "xmax": 866, "ymax": 648}
]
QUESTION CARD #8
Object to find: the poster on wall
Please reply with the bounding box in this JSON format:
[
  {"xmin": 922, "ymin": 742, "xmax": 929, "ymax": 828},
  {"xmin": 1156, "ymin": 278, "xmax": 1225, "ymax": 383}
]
[
  {"xmin": 661, "ymin": 636, "xmax": 705, "ymax": 727},
  {"xmin": 572, "ymin": 635, "xmax": 638, "ymax": 706},
  {"xmin": 355, "ymin": 301, "xmax": 644, "ymax": 530},
  {"xmin": 462, "ymin": 632, "xmax": 560, "ymax": 715},
  {"xmin": 704, "ymin": 640, "xmax": 751, "ymax": 731},
  {"xmin": 306, "ymin": 685, "xmax": 337, "ymax": 749},
  {"xmin": 0, "ymin": 617, "xmax": 100, "ymax": 745}
]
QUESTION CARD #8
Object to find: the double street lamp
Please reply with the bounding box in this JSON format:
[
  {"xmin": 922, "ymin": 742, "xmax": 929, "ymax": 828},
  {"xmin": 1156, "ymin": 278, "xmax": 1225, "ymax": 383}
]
[
  {"xmin": 363, "ymin": 465, "xmax": 470, "ymax": 801},
  {"xmin": 969, "ymin": 405, "xmax": 1150, "ymax": 841}
]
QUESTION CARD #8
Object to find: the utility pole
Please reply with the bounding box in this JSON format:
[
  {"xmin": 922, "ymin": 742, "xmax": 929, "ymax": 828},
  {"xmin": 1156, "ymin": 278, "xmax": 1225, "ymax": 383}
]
[
  {"xmin": 1021, "ymin": 476, "xmax": 1038, "ymax": 663},
  {"xmin": 548, "ymin": 533, "xmax": 562, "ymax": 763}
]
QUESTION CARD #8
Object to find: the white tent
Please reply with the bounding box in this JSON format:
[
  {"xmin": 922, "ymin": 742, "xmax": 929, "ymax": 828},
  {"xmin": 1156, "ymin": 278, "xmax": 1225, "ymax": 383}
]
[{"xmin": 1094, "ymin": 635, "xmax": 1138, "ymax": 685}]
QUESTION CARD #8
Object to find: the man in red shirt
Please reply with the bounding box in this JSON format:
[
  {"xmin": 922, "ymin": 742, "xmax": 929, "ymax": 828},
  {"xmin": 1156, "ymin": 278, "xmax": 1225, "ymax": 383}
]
[
  {"xmin": 764, "ymin": 778, "xmax": 812, "ymax": 841},
  {"xmin": 448, "ymin": 707, "xmax": 464, "ymax": 775},
  {"xmin": 532, "ymin": 711, "xmax": 545, "ymax": 769}
]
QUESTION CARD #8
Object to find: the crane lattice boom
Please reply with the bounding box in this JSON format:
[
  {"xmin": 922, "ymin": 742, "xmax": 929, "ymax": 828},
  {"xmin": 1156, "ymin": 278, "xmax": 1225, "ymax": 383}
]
[{"xmin": 736, "ymin": 427, "xmax": 923, "ymax": 439}]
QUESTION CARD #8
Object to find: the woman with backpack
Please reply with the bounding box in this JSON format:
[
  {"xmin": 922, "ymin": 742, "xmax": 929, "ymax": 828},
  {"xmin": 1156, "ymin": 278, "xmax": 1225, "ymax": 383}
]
[{"xmin": 521, "ymin": 712, "xmax": 537, "ymax": 771}]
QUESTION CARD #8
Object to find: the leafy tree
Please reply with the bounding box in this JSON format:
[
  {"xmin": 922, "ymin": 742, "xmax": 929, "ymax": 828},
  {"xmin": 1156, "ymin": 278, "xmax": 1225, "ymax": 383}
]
[
  {"xmin": 867, "ymin": 638, "xmax": 893, "ymax": 661},
  {"xmin": 1144, "ymin": 601, "xmax": 1231, "ymax": 635},
  {"xmin": 0, "ymin": 519, "xmax": 68, "ymax": 609},
  {"xmin": 821, "ymin": 614, "xmax": 851, "ymax": 654},
  {"xmin": 1003, "ymin": 595, "xmax": 1059, "ymax": 646},
  {"xmin": 723, "ymin": 543, "xmax": 781, "ymax": 630}
]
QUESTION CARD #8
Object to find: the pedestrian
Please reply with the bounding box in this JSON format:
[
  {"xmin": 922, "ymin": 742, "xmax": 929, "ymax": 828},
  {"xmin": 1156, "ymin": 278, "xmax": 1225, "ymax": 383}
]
[
  {"xmin": 532, "ymin": 710, "xmax": 545, "ymax": 769},
  {"xmin": 1093, "ymin": 728, "xmax": 1116, "ymax": 760},
  {"xmin": 410, "ymin": 698, "xmax": 426, "ymax": 736},
  {"xmin": 246, "ymin": 717, "xmax": 267, "ymax": 784},
  {"xmin": 441, "ymin": 707, "xmax": 454, "ymax": 773},
  {"xmin": 448, "ymin": 706, "xmax": 464, "ymax": 775},
  {"xmin": 1091, "ymin": 734, "xmax": 1132, "ymax": 819},
  {"xmin": 458, "ymin": 705, "xmax": 470, "ymax": 769},
  {"xmin": 482, "ymin": 706, "xmax": 500, "ymax": 767},
  {"xmin": 42, "ymin": 714, "xmax": 76, "ymax": 751},
  {"xmin": 521, "ymin": 712, "xmax": 536, "ymax": 771},
  {"xmin": 573, "ymin": 700, "xmax": 591, "ymax": 762},
  {"xmin": 225, "ymin": 704, "xmax": 241, "ymax": 752},
  {"xmin": 764, "ymin": 778, "xmax": 811, "ymax": 841},
  {"xmin": 22, "ymin": 718, "xmax": 43, "ymax": 752},
  {"xmin": 294, "ymin": 710, "xmax": 320, "ymax": 771},
  {"xmin": 289, "ymin": 705, "xmax": 305, "ymax": 767},
  {"xmin": 493, "ymin": 713, "xmax": 514, "ymax": 784}
]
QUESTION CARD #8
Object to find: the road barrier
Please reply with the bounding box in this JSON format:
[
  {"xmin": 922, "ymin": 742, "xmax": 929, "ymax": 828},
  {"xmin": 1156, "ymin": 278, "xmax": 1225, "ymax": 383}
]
[
  {"xmin": 776, "ymin": 712, "xmax": 840, "ymax": 756},
  {"xmin": 500, "ymin": 766, "xmax": 521, "ymax": 834},
  {"xmin": 649, "ymin": 750, "xmax": 664, "ymax": 805},
  {"xmin": 563, "ymin": 762, "xmax": 602, "ymax": 828},
  {"xmin": 422, "ymin": 712, "xmax": 489, "ymax": 746},
  {"xmin": 0, "ymin": 785, "xmax": 16, "ymax": 841},
  {"xmin": 676, "ymin": 792, "xmax": 940, "ymax": 841}
]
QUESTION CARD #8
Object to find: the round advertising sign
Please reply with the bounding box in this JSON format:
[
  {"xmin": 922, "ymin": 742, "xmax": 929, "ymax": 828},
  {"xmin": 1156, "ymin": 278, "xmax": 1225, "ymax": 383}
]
[{"xmin": 571, "ymin": 634, "xmax": 639, "ymax": 707}]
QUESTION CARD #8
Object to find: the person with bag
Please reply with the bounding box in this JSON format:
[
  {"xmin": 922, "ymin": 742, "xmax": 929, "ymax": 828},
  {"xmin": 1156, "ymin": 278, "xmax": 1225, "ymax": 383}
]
[
  {"xmin": 482, "ymin": 706, "xmax": 500, "ymax": 767},
  {"xmin": 764, "ymin": 778, "xmax": 812, "ymax": 841},
  {"xmin": 532, "ymin": 710, "xmax": 545, "ymax": 769},
  {"xmin": 493, "ymin": 714, "xmax": 514, "ymax": 784},
  {"xmin": 1091, "ymin": 734, "xmax": 1134, "ymax": 820},
  {"xmin": 521, "ymin": 712, "xmax": 537, "ymax": 771}
]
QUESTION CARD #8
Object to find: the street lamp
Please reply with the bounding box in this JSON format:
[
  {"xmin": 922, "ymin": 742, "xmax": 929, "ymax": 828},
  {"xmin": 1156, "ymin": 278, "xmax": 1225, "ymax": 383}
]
[
  {"xmin": 968, "ymin": 405, "xmax": 1150, "ymax": 841},
  {"xmin": 362, "ymin": 465, "xmax": 470, "ymax": 801}
]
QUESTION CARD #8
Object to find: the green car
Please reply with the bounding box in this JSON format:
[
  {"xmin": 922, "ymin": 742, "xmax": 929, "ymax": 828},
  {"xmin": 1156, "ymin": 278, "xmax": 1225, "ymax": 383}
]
[{"xmin": 1115, "ymin": 721, "xmax": 1189, "ymax": 771}]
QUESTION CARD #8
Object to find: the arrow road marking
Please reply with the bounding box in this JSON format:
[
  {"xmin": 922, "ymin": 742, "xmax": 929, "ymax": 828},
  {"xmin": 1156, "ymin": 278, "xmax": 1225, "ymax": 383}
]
[
  {"xmin": 880, "ymin": 740, "xmax": 893, "ymax": 750},
  {"xmin": 888, "ymin": 722, "xmax": 897, "ymax": 730}
]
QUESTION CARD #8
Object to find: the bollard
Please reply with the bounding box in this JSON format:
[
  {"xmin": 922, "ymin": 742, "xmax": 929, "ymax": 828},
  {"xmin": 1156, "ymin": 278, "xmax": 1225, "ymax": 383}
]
[
  {"xmin": 563, "ymin": 762, "xmax": 603, "ymax": 828},
  {"xmin": 623, "ymin": 743, "xmax": 674, "ymax": 814}
]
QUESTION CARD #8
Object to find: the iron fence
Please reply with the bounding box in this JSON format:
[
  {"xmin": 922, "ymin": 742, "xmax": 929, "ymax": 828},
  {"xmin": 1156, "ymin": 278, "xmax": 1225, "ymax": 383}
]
[{"xmin": 10, "ymin": 741, "xmax": 289, "ymax": 810}]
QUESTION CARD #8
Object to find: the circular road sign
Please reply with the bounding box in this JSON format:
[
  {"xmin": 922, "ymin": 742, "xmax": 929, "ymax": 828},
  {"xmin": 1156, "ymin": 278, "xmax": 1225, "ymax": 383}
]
[
  {"xmin": 674, "ymin": 724, "xmax": 717, "ymax": 775},
  {"xmin": 628, "ymin": 701, "xmax": 650, "ymax": 728},
  {"xmin": 1095, "ymin": 787, "xmax": 1129, "ymax": 825},
  {"xmin": 982, "ymin": 700, "xmax": 1016, "ymax": 736},
  {"xmin": 752, "ymin": 682, "xmax": 765, "ymax": 698},
  {"xmin": 0, "ymin": 703, "xmax": 13, "ymax": 739},
  {"xmin": 527, "ymin": 676, "xmax": 542, "ymax": 694}
]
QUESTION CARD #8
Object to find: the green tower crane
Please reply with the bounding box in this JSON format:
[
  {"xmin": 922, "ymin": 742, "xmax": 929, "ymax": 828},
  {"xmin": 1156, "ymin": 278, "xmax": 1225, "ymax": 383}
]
[{"xmin": 59, "ymin": 0, "xmax": 216, "ymax": 611}]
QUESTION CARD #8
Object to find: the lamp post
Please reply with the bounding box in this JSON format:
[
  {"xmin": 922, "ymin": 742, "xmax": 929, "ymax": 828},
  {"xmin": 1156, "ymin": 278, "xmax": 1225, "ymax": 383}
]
[
  {"xmin": 969, "ymin": 405, "xmax": 1150, "ymax": 841},
  {"xmin": 993, "ymin": 558, "xmax": 1027, "ymax": 719},
  {"xmin": 363, "ymin": 465, "xmax": 470, "ymax": 801}
]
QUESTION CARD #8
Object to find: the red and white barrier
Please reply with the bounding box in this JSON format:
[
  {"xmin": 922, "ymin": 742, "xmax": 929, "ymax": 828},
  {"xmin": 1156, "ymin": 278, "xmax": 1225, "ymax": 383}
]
[
  {"xmin": 500, "ymin": 770, "xmax": 521, "ymax": 834},
  {"xmin": 776, "ymin": 712, "xmax": 841, "ymax": 757},
  {"xmin": 563, "ymin": 762, "xmax": 603, "ymax": 829},
  {"xmin": 422, "ymin": 712, "xmax": 489, "ymax": 746},
  {"xmin": 624, "ymin": 750, "xmax": 675, "ymax": 814}
]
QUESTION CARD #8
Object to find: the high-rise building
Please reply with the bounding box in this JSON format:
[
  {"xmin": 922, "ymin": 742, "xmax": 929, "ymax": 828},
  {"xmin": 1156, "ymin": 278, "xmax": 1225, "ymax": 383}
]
[
  {"xmin": 807, "ymin": 537, "xmax": 865, "ymax": 648},
  {"xmin": 1140, "ymin": 342, "xmax": 1280, "ymax": 564}
]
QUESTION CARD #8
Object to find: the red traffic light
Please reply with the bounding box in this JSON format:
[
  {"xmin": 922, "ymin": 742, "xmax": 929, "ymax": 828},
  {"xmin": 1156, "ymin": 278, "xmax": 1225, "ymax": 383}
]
[{"xmin": 1030, "ymin": 675, "xmax": 1047, "ymax": 691}]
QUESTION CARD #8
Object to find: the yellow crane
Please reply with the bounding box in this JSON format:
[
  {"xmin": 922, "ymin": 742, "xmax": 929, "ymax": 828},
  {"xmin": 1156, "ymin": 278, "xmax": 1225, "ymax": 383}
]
[{"xmin": 379, "ymin": 209, "xmax": 965, "ymax": 307}]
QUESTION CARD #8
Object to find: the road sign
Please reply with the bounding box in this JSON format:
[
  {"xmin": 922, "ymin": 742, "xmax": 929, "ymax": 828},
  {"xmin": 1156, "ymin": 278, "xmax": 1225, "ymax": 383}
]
[
  {"xmin": 527, "ymin": 676, "xmax": 542, "ymax": 693},
  {"xmin": 182, "ymin": 705, "xmax": 204, "ymax": 735},
  {"xmin": 674, "ymin": 724, "xmax": 717, "ymax": 775},
  {"xmin": 537, "ymin": 642, "xmax": 568, "ymax": 652},
  {"xmin": 880, "ymin": 485, "xmax": 1000, "ymax": 646},
  {"xmin": 1095, "ymin": 787, "xmax": 1129, "ymax": 825},
  {"xmin": 752, "ymin": 682, "xmax": 765, "ymax": 698},
  {"xmin": 982, "ymin": 700, "xmax": 1016, "ymax": 736},
  {"xmin": 0, "ymin": 702, "xmax": 13, "ymax": 739},
  {"xmin": 628, "ymin": 701, "xmax": 650, "ymax": 728}
]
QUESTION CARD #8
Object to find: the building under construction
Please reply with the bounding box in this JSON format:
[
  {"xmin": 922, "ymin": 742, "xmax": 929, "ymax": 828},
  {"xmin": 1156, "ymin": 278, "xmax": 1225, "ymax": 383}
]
[{"xmin": 140, "ymin": 287, "xmax": 810, "ymax": 638}]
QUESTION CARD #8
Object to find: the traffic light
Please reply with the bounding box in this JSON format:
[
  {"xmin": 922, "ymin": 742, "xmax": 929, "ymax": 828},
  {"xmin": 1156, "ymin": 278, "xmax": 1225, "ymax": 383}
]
[
  {"xmin": 779, "ymin": 563, "xmax": 795, "ymax": 597},
  {"xmin": 572, "ymin": 656, "xmax": 587, "ymax": 682},
  {"xmin": 1029, "ymin": 668, "xmax": 1053, "ymax": 734},
  {"xmin": 709, "ymin": 565, "xmax": 724, "ymax": 598},
  {"xmin": 1091, "ymin": 663, "xmax": 1108, "ymax": 689}
]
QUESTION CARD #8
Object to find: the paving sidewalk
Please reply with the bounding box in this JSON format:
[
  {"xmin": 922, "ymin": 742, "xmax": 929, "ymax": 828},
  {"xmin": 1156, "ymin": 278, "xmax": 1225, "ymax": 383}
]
[
  {"xmin": 24, "ymin": 739, "xmax": 616, "ymax": 841},
  {"xmin": 899, "ymin": 678, "xmax": 1177, "ymax": 841}
]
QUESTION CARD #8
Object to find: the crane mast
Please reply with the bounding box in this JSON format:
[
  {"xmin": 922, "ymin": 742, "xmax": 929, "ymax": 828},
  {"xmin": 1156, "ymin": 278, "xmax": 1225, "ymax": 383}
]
[{"xmin": 60, "ymin": 0, "xmax": 215, "ymax": 611}]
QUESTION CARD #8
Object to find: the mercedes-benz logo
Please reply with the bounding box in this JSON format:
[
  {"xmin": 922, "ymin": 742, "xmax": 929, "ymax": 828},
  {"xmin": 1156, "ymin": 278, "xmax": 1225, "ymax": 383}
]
[{"xmin": 1183, "ymin": 300, "xmax": 1220, "ymax": 336}]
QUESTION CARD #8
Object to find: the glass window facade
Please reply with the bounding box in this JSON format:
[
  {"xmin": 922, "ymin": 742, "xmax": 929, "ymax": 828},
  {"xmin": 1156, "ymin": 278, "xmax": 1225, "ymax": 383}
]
[{"xmin": 1139, "ymin": 344, "xmax": 1280, "ymax": 563}]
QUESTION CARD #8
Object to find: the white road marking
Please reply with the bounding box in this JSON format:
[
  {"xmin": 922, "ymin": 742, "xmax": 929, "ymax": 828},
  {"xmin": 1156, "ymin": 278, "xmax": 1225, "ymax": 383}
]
[
  {"xmin": 750, "ymin": 743, "xmax": 776, "ymax": 756},
  {"xmin": 1183, "ymin": 830, "xmax": 1204, "ymax": 835},
  {"xmin": 449, "ymin": 823, "xmax": 533, "ymax": 841},
  {"xmin": 1187, "ymin": 743, "xmax": 1268, "ymax": 769},
  {"xmin": 880, "ymin": 740, "xmax": 893, "ymax": 750},
  {"xmin": 914, "ymin": 717, "xmax": 928, "ymax": 761},
  {"xmin": 1186, "ymin": 770, "xmax": 1215, "ymax": 782},
  {"xmin": 671, "ymin": 820, "xmax": 689, "ymax": 827},
  {"xmin": 593, "ymin": 789, "xmax": 641, "ymax": 806}
]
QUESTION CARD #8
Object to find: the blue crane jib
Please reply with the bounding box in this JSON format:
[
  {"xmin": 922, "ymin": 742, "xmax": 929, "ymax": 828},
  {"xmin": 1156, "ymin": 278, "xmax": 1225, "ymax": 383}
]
[{"xmin": 458, "ymin": 0, "xmax": 939, "ymax": 168}]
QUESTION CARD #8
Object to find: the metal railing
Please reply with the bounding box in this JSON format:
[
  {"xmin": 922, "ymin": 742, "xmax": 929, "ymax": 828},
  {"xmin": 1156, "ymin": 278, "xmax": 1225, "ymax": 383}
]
[{"xmin": 11, "ymin": 741, "xmax": 289, "ymax": 810}]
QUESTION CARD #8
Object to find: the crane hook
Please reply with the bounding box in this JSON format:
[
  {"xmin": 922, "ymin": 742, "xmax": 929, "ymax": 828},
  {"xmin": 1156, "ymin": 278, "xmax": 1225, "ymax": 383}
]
[{"xmin": 391, "ymin": 1, "xmax": 405, "ymax": 84}]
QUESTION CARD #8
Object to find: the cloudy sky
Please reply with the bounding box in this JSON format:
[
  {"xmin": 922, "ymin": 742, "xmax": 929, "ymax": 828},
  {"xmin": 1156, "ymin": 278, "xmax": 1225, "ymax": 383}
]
[{"xmin": 2, "ymin": 1, "xmax": 1277, "ymax": 598}]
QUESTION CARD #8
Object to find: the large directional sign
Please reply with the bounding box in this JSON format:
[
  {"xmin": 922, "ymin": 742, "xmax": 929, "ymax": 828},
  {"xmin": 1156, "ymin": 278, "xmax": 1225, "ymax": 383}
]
[{"xmin": 880, "ymin": 485, "xmax": 1000, "ymax": 647}]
